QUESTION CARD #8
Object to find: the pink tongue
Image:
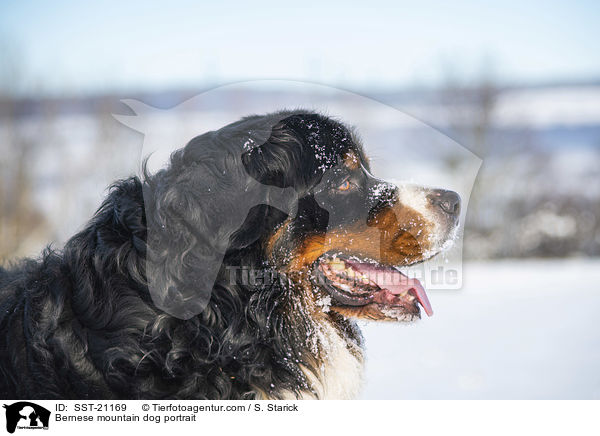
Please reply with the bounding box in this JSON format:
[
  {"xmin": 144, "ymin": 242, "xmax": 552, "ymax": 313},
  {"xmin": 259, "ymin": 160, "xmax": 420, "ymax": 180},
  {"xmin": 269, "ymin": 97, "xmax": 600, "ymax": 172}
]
[{"xmin": 346, "ymin": 260, "xmax": 434, "ymax": 317}]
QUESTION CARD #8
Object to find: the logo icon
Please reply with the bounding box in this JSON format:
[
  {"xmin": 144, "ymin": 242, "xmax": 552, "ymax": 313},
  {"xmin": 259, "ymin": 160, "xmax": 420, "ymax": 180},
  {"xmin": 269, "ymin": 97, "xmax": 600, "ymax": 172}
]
[{"xmin": 3, "ymin": 402, "xmax": 50, "ymax": 433}]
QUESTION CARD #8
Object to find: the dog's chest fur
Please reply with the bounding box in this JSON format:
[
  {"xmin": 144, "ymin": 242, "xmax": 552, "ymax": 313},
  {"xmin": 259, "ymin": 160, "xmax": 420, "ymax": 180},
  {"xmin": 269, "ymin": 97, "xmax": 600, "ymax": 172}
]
[{"xmin": 264, "ymin": 323, "xmax": 365, "ymax": 400}]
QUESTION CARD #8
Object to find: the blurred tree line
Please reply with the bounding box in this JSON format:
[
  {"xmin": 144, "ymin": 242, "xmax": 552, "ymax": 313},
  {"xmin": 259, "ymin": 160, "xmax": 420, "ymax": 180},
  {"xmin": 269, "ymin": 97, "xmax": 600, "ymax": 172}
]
[
  {"xmin": 0, "ymin": 42, "xmax": 47, "ymax": 261},
  {"xmin": 439, "ymin": 70, "xmax": 600, "ymax": 259}
]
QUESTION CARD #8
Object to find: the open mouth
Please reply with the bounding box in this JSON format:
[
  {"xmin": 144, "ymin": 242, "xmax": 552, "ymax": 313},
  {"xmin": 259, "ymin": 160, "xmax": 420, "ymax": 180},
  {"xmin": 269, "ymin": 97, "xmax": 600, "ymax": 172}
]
[{"xmin": 311, "ymin": 253, "xmax": 433, "ymax": 319}]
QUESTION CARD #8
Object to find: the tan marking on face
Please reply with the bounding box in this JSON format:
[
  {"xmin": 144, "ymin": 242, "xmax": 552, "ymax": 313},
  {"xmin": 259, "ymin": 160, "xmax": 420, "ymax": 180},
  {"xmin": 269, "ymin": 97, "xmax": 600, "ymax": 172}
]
[
  {"xmin": 266, "ymin": 219, "xmax": 292, "ymax": 259},
  {"xmin": 286, "ymin": 203, "xmax": 433, "ymax": 272},
  {"xmin": 344, "ymin": 151, "xmax": 360, "ymax": 170}
]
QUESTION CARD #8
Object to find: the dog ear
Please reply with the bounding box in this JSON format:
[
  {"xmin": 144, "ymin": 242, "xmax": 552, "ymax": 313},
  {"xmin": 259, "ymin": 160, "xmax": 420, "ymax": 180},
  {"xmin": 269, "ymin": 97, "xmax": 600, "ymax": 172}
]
[{"xmin": 143, "ymin": 122, "xmax": 298, "ymax": 320}]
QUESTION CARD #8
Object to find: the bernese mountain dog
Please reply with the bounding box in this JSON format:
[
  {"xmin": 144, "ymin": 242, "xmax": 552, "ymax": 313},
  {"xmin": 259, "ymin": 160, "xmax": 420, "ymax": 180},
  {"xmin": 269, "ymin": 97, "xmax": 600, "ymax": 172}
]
[{"xmin": 0, "ymin": 110, "xmax": 460, "ymax": 399}]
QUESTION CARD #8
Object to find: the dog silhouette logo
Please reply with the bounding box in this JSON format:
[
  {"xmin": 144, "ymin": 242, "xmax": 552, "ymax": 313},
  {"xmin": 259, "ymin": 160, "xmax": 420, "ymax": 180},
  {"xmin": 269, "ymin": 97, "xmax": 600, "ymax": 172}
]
[{"xmin": 3, "ymin": 402, "xmax": 50, "ymax": 433}]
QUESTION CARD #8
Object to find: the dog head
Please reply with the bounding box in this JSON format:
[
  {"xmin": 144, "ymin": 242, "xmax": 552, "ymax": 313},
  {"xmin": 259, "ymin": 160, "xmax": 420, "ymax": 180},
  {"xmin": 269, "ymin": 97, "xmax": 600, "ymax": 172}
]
[{"xmin": 253, "ymin": 112, "xmax": 461, "ymax": 321}]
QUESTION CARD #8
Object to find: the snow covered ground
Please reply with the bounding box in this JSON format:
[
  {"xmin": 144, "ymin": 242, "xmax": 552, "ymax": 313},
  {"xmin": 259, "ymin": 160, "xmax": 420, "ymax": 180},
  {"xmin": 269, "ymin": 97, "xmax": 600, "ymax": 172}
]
[{"xmin": 360, "ymin": 258, "xmax": 600, "ymax": 399}]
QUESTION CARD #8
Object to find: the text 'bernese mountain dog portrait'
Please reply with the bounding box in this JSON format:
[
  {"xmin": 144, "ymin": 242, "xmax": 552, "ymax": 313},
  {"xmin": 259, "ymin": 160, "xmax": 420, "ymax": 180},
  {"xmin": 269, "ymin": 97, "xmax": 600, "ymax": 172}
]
[{"xmin": 0, "ymin": 110, "xmax": 461, "ymax": 400}]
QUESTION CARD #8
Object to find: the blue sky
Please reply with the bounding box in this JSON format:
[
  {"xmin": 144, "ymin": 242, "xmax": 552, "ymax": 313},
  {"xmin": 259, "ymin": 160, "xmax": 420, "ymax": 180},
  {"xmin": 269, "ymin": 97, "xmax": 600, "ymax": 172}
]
[{"xmin": 0, "ymin": 0, "xmax": 599, "ymax": 95}]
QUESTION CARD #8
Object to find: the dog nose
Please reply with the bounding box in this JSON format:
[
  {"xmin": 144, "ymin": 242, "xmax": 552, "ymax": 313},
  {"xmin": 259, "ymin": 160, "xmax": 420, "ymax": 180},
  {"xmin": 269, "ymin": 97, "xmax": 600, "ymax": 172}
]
[{"xmin": 428, "ymin": 189, "xmax": 461, "ymax": 216}]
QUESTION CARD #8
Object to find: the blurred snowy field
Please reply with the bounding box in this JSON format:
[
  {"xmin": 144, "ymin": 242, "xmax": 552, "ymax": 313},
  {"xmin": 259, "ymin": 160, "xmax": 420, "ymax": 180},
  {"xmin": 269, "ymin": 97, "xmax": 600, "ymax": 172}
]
[{"xmin": 361, "ymin": 258, "xmax": 600, "ymax": 399}]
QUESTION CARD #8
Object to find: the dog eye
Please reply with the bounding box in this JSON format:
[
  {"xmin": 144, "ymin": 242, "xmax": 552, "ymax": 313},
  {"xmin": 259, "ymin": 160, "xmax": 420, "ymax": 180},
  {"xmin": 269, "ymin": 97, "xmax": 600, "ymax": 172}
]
[{"xmin": 337, "ymin": 179, "xmax": 352, "ymax": 191}]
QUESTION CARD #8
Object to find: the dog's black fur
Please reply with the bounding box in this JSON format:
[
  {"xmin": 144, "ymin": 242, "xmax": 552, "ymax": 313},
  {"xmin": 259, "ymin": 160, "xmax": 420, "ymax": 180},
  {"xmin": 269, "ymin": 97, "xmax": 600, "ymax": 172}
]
[{"xmin": 0, "ymin": 111, "xmax": 371, "ymax": 399}]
